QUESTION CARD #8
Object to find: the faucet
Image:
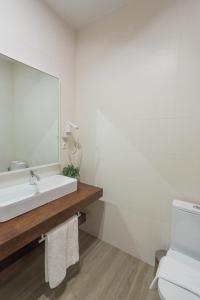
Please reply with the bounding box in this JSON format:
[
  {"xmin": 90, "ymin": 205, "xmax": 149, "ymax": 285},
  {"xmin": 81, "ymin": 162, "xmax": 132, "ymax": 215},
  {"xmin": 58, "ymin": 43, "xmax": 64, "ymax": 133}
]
[{"xmin": 30, "ymin": 170, "xmax": 40, "ymax": 194}]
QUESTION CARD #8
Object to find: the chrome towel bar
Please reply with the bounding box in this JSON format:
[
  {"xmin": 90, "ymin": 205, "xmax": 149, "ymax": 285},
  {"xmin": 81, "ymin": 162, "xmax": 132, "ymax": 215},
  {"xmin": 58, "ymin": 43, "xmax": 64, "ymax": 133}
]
[{"xmin": 38, "ymin": 211, "xmax": 83, "ymax": 244}]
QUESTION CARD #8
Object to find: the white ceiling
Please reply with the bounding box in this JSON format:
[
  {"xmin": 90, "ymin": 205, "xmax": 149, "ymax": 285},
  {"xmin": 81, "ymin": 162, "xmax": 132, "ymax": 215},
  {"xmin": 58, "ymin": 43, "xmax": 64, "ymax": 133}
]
[{"xmin": 44, "ymin": 0, "xmax": 129, "ymax": 29}]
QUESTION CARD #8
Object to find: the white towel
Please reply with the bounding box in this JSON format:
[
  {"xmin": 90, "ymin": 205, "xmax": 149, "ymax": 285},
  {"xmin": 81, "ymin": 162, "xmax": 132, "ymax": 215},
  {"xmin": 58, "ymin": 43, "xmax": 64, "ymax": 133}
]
[
  {"xmin": 45, "ymin": 223, "xmax": 67, "ymax": 288},
  {"xmin": 150, "ymin": 256, "xmax": 200, "ymax": 297},
  {"xmin": 65, "ymin": 215, "xmax": 79, "ymax": 269},
  {"xmin": 45, "ymin": 215, "xmax": 79, "ymax": 289}
]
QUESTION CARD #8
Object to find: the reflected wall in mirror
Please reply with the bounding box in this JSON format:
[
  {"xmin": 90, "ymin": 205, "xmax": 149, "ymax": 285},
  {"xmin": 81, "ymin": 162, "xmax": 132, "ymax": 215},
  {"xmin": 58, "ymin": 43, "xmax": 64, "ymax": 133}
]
[{"xmin": 0, "ymin": 53, "xmax": 59, "ymax": 173}]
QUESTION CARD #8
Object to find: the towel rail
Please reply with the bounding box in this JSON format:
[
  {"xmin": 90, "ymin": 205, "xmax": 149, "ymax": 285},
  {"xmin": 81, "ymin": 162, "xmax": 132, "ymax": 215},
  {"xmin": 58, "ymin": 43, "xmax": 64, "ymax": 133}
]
[
  {"xmin": 38, "ymin": 211, "xmax": 83, "ymax": 244},
  {"xmin": 0, "ymin": 211, "xmax": 86, "ymax": 272}
]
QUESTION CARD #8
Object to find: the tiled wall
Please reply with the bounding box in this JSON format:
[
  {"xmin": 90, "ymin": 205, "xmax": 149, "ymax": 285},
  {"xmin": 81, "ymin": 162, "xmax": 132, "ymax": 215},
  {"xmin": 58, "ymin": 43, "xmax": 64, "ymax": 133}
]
[{"xmin": 76, "ymin": 0, "xmax": 200, "ymax": 265}]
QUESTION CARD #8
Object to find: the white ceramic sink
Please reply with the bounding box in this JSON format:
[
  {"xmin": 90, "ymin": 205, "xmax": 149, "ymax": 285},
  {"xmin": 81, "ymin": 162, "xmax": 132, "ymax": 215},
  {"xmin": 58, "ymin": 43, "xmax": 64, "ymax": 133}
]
[{"xmin": 0, "ymin": 175, "xmax": 77, "ymax": 222}]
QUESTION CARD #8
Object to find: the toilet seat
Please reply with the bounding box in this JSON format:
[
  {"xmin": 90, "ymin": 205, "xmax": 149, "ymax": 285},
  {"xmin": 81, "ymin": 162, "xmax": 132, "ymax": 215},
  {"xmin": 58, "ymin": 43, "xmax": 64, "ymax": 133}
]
[
  {"xmin": 158, "ymin": 279, "xmax": 199, "ymax": 300},
  {"xmin": 158, "ymin": 249, "xmax": 200, "ymax": 300}
]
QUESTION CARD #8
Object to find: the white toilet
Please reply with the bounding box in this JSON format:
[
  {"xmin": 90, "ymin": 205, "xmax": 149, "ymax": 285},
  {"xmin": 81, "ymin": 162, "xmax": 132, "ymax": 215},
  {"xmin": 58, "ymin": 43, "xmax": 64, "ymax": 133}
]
[{"xmin": 158, "ymin": 200, "xmax": 200, "ymax": 300}]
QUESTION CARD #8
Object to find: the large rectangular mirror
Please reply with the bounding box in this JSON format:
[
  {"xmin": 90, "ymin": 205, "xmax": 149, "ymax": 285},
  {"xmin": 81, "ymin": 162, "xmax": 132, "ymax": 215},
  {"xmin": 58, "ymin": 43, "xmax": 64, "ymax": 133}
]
[{"xmin": 0, "ymin": 53, "xmax": 59, "ymax": 173}]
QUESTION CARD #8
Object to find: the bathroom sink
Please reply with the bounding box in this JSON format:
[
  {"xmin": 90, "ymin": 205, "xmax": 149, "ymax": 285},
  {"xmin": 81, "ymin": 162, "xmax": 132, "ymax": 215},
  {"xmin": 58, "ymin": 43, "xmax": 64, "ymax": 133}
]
[{"xmin": 0, "ymin": 175, "xmax": 77, "ymax": 222}]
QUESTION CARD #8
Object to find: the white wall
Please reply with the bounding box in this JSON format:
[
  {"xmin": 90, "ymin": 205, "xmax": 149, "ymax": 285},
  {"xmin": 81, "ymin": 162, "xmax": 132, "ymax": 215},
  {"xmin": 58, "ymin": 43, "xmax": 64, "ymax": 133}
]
[
  {"xmin": 76, "ymin": 0, "xmax": 200, "ymax": 265},
  {"xmin": 0, "ymin": 0, "xmax": 75, "ymax": 186},
  {"xmin": 0, "ymin": 59, "xmax": 14, "ymax": 172}
]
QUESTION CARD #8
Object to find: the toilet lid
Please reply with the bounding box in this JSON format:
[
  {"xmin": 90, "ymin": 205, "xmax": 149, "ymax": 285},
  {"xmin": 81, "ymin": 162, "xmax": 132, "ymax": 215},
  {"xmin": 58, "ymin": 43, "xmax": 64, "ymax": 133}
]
[{"xmin": 158, "ymin": 279, "xmax": 200, "ymax": 300}]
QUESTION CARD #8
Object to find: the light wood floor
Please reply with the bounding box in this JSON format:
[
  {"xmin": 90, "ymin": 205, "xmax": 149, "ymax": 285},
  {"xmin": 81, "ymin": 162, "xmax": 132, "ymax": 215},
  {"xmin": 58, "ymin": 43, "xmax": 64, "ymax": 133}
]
[{"xmin": 0, "ymin": 231, "xmax": 159, "ymax": 300}]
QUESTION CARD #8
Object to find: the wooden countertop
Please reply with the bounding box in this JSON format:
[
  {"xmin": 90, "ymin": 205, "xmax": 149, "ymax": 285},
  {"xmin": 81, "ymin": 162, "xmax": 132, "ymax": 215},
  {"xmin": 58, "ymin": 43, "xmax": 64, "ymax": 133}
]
[{"xmin": 0, "ymin": 183, "xmax": 103, "ymax": 261}]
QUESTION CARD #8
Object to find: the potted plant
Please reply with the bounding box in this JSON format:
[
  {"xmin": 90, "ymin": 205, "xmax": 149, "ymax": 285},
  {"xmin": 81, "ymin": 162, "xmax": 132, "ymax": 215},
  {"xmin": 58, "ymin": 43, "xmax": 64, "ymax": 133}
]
[{"xmin": 63, "ymin": 164, "xmax": 80, "ymax": 182}]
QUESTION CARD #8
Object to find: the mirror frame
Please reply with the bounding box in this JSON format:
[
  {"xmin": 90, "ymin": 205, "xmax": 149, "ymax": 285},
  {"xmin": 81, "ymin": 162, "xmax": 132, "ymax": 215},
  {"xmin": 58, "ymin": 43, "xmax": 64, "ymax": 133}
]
[{"xmin": 0, "ymin": 52, "xmax": 61, "ymax": 176}]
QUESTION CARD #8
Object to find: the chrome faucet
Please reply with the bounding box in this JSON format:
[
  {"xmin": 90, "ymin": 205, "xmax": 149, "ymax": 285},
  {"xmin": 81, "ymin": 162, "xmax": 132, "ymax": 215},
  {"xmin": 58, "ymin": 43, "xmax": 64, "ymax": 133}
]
[{"xmin": 30, "ymin": 170, "xmax": 40, "ymax": 193}]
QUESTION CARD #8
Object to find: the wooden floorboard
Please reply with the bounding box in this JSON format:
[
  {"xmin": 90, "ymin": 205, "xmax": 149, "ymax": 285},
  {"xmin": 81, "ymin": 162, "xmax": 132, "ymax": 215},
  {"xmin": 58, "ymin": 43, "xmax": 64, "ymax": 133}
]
[{"xmin": 0, "ymin": 231, "xmax": 159, "ymax": 300}]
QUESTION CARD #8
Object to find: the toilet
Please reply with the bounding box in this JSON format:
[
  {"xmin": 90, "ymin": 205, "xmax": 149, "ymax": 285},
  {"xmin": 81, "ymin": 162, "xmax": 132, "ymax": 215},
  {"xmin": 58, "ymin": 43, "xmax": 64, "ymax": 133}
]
[{"xmin": 158, "ymin": 200, "xmax": 200, "ymax": 300}]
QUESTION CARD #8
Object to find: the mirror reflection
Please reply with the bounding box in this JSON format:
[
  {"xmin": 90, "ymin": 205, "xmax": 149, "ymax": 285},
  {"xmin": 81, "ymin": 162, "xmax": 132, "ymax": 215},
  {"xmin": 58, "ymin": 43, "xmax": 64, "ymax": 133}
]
[{"xmin": 0, "ymin": 54, "xmax": 59, "ymax": 173}]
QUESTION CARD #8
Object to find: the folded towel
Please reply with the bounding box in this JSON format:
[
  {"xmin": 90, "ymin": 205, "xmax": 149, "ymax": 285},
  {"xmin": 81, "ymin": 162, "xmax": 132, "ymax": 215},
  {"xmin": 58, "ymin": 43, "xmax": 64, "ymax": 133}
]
[
  {"xmin": 65, "ymin": 215, "xmax": 79, "ymax": 269},
  {"xmin": 45, "ymin": 223, "xmax": 67, "ymax": 289},
  {"xmin": 150, "ymin": 256, "xmax": 200, "ymax": 297},
  {"xmin": 45, "ymin": 215, "xmax": 79, "ymax": 289}
]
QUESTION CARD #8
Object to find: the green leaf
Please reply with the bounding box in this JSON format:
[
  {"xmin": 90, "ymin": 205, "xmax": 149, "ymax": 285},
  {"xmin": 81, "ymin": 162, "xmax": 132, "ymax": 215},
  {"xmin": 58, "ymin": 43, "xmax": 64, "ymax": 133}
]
[{"xmin": 63, "ymin": 164, "xmax": 80, "ymax": 179}]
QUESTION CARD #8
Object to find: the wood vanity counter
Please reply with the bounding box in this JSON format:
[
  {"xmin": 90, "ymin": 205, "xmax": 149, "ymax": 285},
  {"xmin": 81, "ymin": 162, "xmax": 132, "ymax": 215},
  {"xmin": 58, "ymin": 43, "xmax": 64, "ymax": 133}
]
[{"xmin": 0, "ymin": 183, "xmax": 103, "ymax": 262}]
